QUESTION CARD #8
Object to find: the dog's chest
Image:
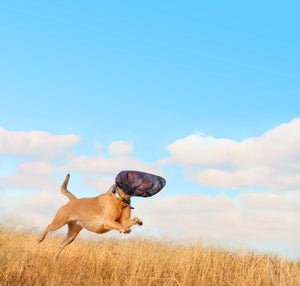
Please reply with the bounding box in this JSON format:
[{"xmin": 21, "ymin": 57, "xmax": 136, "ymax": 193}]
[{"xmin": 82, "ymin": 217, "xmax": 110, "ymax": 234}]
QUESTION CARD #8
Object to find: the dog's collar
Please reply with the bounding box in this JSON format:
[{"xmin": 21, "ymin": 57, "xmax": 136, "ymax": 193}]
[{"xmin": 110, "ymin": 184, "xmax": 134, "ymax": 209}]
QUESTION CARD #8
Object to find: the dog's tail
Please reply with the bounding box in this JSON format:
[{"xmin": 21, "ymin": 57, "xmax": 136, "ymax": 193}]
[{"xmin": 61, "ymin": 174, "xmax": 77, "ymax": 200}]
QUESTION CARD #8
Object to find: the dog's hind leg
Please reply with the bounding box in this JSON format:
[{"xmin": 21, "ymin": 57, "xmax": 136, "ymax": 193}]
[
  {"xmin": 52, "ymin": 221, "xmax": 82, "ymax": 261},
  {"xmin": 38, "ymin": 206, "xmax": 70, "ymax": 243}
]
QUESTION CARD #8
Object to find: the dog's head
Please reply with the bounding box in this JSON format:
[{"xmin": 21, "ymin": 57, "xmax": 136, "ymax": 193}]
[{"xmin": 115, "ymin": 170, "xmax": 166, "ymax": 197}]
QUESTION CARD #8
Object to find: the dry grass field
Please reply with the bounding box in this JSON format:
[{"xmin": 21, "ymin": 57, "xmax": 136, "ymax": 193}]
[{"xmin": 0, "ymin": 228, "xmax": 299, "ymax": 286}]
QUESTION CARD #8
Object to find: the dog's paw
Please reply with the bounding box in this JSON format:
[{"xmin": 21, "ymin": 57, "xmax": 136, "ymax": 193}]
[
  {"xmin": 121, "ymin": 228, "xmax": 131, "ymax": 234},
  {"xmin": 134, "ymin": 218, "xmax": 143, "ymax": 226}
]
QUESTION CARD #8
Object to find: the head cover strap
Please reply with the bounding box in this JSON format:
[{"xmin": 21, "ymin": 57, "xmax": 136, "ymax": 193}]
[{"xmin": 110, "ymin": 184, "xmax": 134, "ymax": 209}]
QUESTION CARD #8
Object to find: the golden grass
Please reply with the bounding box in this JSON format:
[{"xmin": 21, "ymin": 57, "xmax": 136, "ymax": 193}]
[{"xmin": 0, "ymin": 228, "xmax": 299, "ymax": 286}]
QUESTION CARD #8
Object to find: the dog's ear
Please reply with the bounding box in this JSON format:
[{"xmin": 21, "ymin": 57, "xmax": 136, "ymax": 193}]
[
  {"xmin": 115, "ymin": 171, "xmax": 124, "ymax": 188},
  {"xmin": 115, "ymin": 171, "xmax": 134, "ymax": 195}
]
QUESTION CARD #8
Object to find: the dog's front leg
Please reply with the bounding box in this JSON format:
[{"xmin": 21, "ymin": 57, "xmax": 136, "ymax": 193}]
[
  {"xmin": 103, "ymin": 207, "xmax": 132, "ymax": 233},
  {"xmin": 104, "ymin": 218, "xmax": 132, "ymax": 233},
  {"xmin": 119, "ymin": 207, "xmax": 143, "ymax": 228}
]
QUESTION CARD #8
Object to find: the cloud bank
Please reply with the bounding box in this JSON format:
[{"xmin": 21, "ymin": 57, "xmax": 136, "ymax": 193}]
[
  {"xmin": 0, "ymin": 126, "xmax": 80, "ymax": 159},
  {"xmin": 163, "ymin": 118, "xmax": 300, "ymax": 191},
  {"xmin": 136, "ymin": 191, "xmax": 300, "ymax": 258},
  {"xmin": 0, "ymin": 119, "xmax": 299, "ymax": 258}
]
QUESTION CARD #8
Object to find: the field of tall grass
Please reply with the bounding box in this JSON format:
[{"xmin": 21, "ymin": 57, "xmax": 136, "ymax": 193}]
[{"xmin": 0, "ymin": 227, "xmax": 299, "ymax": 286}]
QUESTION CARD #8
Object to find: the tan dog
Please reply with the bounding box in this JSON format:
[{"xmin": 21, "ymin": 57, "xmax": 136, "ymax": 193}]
[{"xmin": 38, "ymin": 171, "xmax": 166, "ymax": 261}]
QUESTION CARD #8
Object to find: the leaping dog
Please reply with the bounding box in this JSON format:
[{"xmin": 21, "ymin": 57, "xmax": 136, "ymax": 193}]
[{"xmin": 38, "ymin": 171, "xmax": 166, "ymax": 261}]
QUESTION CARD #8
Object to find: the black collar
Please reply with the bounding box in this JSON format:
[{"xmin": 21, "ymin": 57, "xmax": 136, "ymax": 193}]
[{"xmin": 110, "ymin": 184, "xmax": 134, "ymax": 209}]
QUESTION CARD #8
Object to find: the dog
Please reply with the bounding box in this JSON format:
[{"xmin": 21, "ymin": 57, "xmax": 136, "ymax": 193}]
[{"xmin": 38, "ymin": 171, "xmax": 166, "ymax": 261}]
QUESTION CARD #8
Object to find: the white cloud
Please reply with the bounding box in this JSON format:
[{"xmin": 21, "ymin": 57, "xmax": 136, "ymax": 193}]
[
  {"xmin": 108, "ymin": 140, "xmax": 133, "ymax": 155},
  {"xmin": 164, "ymin": 134, "xmax": 238, "ymax": 166},
  {"xmin": 17, "ymin": 161, "xmax": 58, "ymax": 175},
  {"xmin": 0, "ymin": 126, "xmax": 161, "ymax": 194},
  {"xmin": 66, "ymin": 155, "xmax": 161, "ymax": 177},
  {"xmin": 82, "ymin": 174, "xmax": 114, "ymax": 193},
  {"xmin": 238, "ymin": 191, "xmax": 300, "ymax": 211},
  {"xmin": 94, "ymin": 142, "xmax": 103, "ymax": 154},
  {"xmin": 0, "ymin": 126, "xmax": 80, "ymax": 159},
  {"xmin": 0, "ymin": 127, "xmax": 163, "ymax": 201},
  {"xmin": 163, "ymin": 118, "xmax": 300, "ymax": 191},
  {"xmin": 194, "ymin": 166, "xmax": 273, "ymax": 189},
  {"xmin": 1, "ymin": 173, "xmax": 59, "ymax": 191},
  {"xmin": 135, "ymin": 192, "xmax": 300, "ymax": 258},
  {"xmin": 0, "ymin": 188, "xmax": 68, "ymax": 230}
]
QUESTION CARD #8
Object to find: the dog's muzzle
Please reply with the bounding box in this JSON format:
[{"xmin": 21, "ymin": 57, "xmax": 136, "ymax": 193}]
[{"xmin": 116, "ymin": 170, "xmax": 166, "ymax": 197}]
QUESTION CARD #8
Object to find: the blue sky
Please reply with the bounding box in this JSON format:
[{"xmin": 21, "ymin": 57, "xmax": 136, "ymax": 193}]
[{"xmin": 0, "ymin": 1, "xmax": 300, "ymax": 259}]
